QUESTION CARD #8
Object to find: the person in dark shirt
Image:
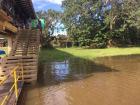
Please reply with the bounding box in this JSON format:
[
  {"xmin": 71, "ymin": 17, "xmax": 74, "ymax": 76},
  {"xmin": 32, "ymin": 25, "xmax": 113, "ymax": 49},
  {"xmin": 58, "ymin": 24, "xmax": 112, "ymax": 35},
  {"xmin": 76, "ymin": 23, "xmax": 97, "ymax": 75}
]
[{"xmin": 37, "ymin": 19, "xmax": 42, "ymax": 34}]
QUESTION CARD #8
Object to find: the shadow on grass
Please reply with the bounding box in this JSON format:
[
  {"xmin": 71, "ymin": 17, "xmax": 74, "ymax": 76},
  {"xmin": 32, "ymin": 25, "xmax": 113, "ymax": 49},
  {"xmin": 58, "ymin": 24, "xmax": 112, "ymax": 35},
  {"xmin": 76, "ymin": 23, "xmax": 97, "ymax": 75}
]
[{"xmin": 37, "ymin": 48, "xmax": 119, "ymax": 87}]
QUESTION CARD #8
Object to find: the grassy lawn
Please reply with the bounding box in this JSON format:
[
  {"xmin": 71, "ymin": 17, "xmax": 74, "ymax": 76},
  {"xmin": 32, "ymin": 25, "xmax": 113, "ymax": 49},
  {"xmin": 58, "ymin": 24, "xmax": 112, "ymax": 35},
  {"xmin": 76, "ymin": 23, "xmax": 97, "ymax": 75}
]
[{"xmin": 39, "ymin": 47, "xmax": 140, "ymax": 62}]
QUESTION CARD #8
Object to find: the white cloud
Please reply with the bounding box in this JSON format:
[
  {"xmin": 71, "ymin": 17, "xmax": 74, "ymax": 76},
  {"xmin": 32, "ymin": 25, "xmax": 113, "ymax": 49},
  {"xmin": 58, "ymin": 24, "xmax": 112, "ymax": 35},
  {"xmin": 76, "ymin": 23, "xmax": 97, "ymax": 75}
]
[
  {"xmin": 53, "ymin": 30, "xmax": 67, "ymax": 36},
  {"xmin": 48, "ymin": 0, "xmax": 64, "ymax": 5},
  {"xmin": 32, "ymin": 0, "xmax": 64, "ymax": 5}
]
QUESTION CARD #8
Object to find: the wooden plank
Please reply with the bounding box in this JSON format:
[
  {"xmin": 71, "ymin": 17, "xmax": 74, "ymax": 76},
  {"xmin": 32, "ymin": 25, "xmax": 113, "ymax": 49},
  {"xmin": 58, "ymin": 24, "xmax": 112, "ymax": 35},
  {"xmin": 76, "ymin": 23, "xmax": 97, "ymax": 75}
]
[
  {"xmin": 22, "ymin": 70, "xmax": 37, "ymax": 74},
  {"xmin": 23, "ymin": 75, "xmax": 37, "ymax": 79},
  {"xmin": 3, "ymin": 21, "xmax": 17, "ymax": 33},
  {"xmin": 0, "ymin": 21, "xmax": 4, "ymax": 31},
  {"xmin": 6, "ymin": 56, "xmax": 37, "ymax": 59},
  {"xmin": 23, "ymin": 66, "xmax": 37, "ymax": 70},
  {"xmin": 24, "ymin": 76, "xmax": 37, "ymax": 80},
  {"xmin": 0, "ymin": 9, "xmax": 12, "ymax": 22},
  {"xmin": 24, "ymin": 78, "xmax": 37, "ymax": 82},
  {"xmin": 2, "ymin": 62, "xmax": 37, "ymax": 67},
  {"xmin": 4, "ymin": 58, "xmax": 37, "ymax": 63}
]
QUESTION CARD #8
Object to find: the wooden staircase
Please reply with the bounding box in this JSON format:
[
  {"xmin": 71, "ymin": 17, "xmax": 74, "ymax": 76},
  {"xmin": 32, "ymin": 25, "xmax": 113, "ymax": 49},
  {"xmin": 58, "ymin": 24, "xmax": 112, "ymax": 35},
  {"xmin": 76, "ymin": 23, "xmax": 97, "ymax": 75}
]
[
  {"xmin": 0, "ymin": 29, "xmax": 40, "ymax": 83},
  {"xmin": 10, "ymin": 29, "xmax": 40, "ymax": 56}
]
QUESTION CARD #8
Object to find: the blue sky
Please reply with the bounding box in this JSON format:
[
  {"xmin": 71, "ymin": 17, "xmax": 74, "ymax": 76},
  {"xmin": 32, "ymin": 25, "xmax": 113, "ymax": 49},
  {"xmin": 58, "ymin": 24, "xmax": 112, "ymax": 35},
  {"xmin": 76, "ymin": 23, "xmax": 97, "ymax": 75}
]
[{"xmin": 32, "ymin": 0, "xmax": 63, "ymax": 11}]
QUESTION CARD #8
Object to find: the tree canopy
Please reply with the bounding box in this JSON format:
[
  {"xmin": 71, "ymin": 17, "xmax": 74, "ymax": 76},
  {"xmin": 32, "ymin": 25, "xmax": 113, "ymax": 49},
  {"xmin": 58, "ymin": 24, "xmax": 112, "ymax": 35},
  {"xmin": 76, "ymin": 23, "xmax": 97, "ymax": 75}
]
[
  {"xmin": 36, "ymin": 0, "xmax": 140, "ymax": 48},
  {"xmin": 62, "ymin": 0, "xmax": 140, "ymax": 48},
  {"xmin": 36, "ymin": 9, "xmax": 62, "ymax": 47}
]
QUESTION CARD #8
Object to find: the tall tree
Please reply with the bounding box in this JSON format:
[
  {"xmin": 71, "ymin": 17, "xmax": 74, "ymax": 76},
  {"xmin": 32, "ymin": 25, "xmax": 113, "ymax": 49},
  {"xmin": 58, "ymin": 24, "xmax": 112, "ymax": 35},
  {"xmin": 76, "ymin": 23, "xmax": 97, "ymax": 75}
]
[
  {"xmin": 36, "ymin": 9, "xmax": 62, "ymax": 47},
  {"xmin": 62, "ymin": 0, "xmax": 101, "ymax": 46},
  {"xmin": 62, "ymin": 0, "xmax": 140, "ymax": 47}
]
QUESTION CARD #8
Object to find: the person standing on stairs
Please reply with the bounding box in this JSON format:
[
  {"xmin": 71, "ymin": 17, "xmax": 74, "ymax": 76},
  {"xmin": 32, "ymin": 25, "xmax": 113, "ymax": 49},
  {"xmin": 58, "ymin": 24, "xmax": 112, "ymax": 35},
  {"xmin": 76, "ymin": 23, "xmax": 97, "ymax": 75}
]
[{"xmin": 37, "ymin": 19, "xmax": 42, "ymax": 34}]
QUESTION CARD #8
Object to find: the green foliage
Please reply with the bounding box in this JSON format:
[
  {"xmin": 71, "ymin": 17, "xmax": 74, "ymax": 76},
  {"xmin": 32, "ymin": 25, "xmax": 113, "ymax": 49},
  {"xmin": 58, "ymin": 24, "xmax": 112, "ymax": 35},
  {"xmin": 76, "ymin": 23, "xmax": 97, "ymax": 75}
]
[
  {"xmin": 36, "ymin": 10, "xmax": 62, "ymax": 36},
  {"xmin": 62, "ymin": 0, "xmax": 140, "ymax": 48},
  {"xmin": 36, "ymin": 9, "xmax": 62, "ymax": 47},
  {"xmin": 92, "ymin": 31, "xmax": 107, "ymax": 48}
]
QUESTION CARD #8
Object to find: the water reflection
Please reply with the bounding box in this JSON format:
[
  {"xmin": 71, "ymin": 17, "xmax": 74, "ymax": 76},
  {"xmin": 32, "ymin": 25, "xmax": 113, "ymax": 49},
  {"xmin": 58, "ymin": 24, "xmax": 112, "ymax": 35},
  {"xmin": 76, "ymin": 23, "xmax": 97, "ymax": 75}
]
[
  {"xmin": 18, "ymin": 55, "xmax": 140, "ymax": 105},
  {"xmin": 51, "ymin": 61, "xmax": 69, "ymax": 80},
  {"xmin": 38, "ymin": 58, "xmax": 118, "ymax": 86}
]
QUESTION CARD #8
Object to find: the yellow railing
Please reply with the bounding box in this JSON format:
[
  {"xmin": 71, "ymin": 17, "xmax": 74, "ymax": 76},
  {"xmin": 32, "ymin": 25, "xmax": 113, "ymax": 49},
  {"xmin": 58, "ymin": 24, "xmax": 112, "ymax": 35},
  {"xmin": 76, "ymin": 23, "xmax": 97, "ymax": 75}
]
[{"xmin": 0, "ymin": 65, "xmax": 24, "ymax": 105}]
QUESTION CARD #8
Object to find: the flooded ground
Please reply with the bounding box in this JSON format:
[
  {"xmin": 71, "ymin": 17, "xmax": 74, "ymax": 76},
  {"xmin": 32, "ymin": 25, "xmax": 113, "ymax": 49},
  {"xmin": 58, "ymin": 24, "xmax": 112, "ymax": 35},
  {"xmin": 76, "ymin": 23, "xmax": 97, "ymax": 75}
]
[{"xmin": 19, "ymin": 55, "xmax": 140, "ymax": 105}]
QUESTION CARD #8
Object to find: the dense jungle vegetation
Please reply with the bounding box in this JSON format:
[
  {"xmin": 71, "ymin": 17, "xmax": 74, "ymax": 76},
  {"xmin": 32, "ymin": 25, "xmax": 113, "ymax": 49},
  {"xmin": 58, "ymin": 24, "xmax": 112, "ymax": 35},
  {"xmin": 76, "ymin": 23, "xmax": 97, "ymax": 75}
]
[{"xmin": 37, "ymin": 0, "xmax": 140, "ymax": 48}]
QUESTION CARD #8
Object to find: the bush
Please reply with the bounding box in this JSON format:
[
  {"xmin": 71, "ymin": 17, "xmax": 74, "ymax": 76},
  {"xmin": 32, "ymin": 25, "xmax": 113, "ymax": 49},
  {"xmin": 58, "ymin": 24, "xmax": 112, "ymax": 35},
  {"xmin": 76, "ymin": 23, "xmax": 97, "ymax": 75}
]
[{"xmin": 92, "ymin": 33, "xmax": 107, "ymax": 48}]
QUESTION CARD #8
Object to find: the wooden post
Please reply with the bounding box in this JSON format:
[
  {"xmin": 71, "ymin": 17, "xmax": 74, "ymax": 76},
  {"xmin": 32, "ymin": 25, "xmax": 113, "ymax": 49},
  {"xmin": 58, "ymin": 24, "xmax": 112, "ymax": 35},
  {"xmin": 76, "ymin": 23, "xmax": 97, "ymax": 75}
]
[
  {"xmin": 14, "ymin": 70, "xmax": 18, "ymax": 99},
  {"xmin": 7, "ymin": 36, "xmax": 13, "ymax": 54}
]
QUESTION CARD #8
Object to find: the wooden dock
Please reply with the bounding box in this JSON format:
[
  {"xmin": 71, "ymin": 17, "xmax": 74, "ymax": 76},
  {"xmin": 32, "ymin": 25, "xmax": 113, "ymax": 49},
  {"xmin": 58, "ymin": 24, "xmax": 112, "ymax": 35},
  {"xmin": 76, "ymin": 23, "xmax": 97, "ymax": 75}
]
[
  {"xmin": 1, "ymin": 29, "xmax": 40, "ymax": 83},
  {"xmin": 0, "ymin": 29, "xmax": 40, "ymax": 105},
  {"xmin": 0, "ymin": 0, "xmax": 38, "ymax": 104},
  {"xmin": 0, "ymin": 81, "xmax": 23, "ymax": 105},
  {"xmin": 0, "ymin": 65, "xmax": 24, "ymax": 105}
]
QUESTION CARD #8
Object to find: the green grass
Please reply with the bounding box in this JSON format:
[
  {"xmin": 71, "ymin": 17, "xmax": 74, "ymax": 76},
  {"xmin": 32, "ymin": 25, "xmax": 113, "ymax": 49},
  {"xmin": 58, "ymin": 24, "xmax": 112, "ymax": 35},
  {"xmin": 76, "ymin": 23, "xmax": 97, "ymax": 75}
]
[{"xmin": 39, "ymin": 47, "xmax": 140, "ymax": 62}]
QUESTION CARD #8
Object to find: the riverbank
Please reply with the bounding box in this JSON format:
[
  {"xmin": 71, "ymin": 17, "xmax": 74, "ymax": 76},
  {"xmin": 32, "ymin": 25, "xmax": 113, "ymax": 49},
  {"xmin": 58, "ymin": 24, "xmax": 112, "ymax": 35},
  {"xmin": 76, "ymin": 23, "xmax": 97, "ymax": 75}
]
[{"xmin": 39, "ymin": 47, "xmax": 140, "ymax": 62}]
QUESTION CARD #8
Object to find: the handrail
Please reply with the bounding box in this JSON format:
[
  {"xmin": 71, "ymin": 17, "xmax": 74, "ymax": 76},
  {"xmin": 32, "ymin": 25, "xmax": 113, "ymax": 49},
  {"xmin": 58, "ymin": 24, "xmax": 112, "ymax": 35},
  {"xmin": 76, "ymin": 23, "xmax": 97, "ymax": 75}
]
[
  {"xmin": 0, "ymin": 64, "xmax": 24, "ymax": 105},
  {"xmin": 0, "ymin": 66, "xmax": 19, "ymax": 85}
]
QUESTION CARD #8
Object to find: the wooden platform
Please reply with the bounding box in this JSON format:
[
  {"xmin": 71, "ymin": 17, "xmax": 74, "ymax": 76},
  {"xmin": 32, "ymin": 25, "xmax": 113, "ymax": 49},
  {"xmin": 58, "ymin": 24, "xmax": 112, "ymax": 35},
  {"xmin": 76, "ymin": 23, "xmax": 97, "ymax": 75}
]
[
  {"xmin": 0, "ymin": 29, "xmax": 40, "ymax": 105},
  {"xmin": 0, "ymin": 29, "xmax": 40, "ymax": 83},
  {"xmin": 0, "ymin": 9, "xmax": 17, "ymax": 33},
  {"xmin": 0, "ymin": 9, "xmax": 12, "ymax": 22},
  {"xmin": 0, "ymin": 20, "xmax": 17, "ymax": 33},
  {"xmin": 1, "ymin": 56, "xmax": 38, "ymax": 83},
  {"xmin": 3, "ymin": 21, "xmax": 17, "ymax": 33},
  {"xmin": 0, "ymin": 81, "xmax": 23, "ymax": 105}
]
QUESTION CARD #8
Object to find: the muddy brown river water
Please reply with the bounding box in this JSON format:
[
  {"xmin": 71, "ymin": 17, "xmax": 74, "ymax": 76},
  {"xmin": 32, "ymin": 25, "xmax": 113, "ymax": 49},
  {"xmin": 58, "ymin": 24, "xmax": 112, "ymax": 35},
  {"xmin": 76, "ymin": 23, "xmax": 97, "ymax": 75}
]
[{"xmin": 18, "ymin": 55, "xmax": 140, "ymax": 105}]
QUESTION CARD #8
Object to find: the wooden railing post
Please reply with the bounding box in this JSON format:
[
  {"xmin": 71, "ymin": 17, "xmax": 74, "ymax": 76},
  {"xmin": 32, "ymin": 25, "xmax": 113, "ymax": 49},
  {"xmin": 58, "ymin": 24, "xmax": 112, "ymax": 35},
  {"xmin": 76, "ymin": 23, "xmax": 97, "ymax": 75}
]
[
  {"xmin": 13, "ymin": 70, "xmax": 18, "ymax": 99},
  {"xmin": 21, "ymin": 65, "xmax": 24, "ymax": 81},
  {"xmin": 7, "ymin": 36, "xmax": 13, "ymax": 54}
]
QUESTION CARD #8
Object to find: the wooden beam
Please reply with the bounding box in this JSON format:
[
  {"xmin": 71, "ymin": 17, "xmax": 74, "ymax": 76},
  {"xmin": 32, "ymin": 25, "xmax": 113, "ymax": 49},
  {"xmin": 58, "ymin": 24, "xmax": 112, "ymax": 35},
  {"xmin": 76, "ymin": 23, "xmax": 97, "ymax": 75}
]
[
  {"xmin": 0, "ymin": 20, "xmax": 17, "ymax": 34},
  {"xmin": 8, "ymin": 36, "xmax": 13, "ymax": 54},
  {"xmin": 3, "ymin": 21, "xmax": 17, "ymax": 33},
  {"xmin": 0, "ymin": 9, "xmax": 12, "ymax": 22},
  {"xmin": 0, "ymin": 21, "xmax": 4, "ymax": 31}
]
